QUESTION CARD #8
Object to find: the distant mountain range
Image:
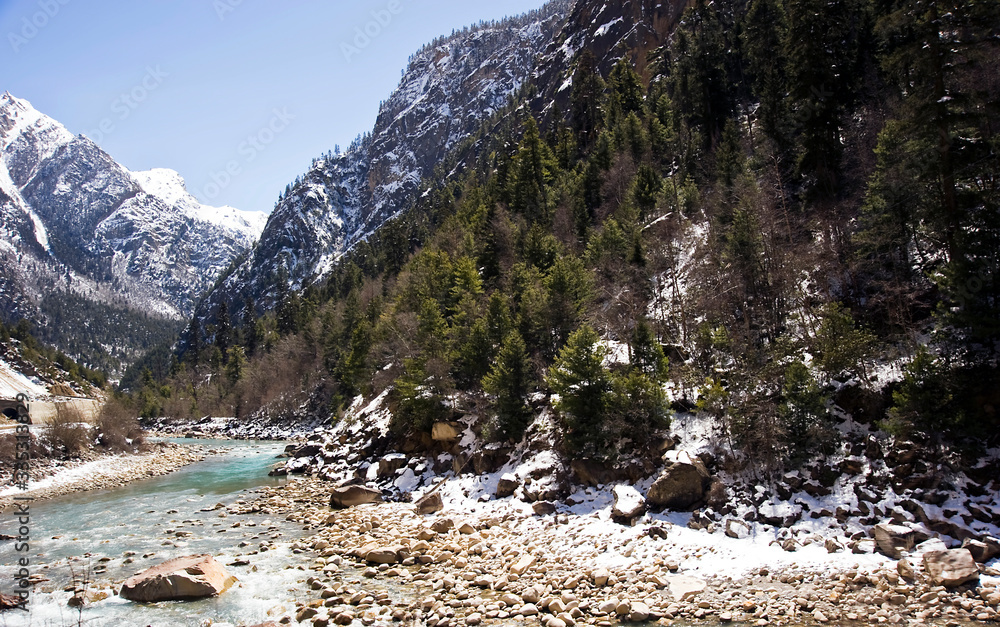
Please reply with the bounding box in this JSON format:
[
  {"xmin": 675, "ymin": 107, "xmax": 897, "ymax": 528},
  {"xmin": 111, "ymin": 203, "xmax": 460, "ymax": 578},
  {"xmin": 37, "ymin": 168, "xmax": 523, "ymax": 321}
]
[{"xmin": 0, "ymin": 92, "xmax": 266, "ymax": 372}]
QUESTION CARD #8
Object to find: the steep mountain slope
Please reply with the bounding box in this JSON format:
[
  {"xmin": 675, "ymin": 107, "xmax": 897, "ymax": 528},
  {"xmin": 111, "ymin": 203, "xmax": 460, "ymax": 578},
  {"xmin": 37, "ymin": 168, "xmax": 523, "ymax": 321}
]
[
  {"xmin": 200, "ymin": 0, "xmax": 572, "ymax": 317},
  {"xmin": 531, "ymin": 0, "xmax": 690, "ymax": 115},
  {"xmin": 0, "ymin": 93, "xmax": 267, "ymax": 371}
]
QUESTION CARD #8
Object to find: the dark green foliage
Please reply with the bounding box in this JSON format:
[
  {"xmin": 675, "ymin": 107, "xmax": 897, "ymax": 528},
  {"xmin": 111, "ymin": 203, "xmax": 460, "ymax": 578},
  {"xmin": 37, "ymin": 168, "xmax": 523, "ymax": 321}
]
[
  {"xmin": 813, "ymin": 303, "xmax": 878, "ymax": 382},
  {"xmin": 547, "ymin": 325, "xmax": 611, "ymax": 456},
  {"xmin": 783, "ymin": 0, "xmax": 861, "ymax": 194},
  {"xmin": 630, "ymin": 320, "xmax": 669, "ymax": 380},
  {"xmin": 632, "ymin": 164, "xmax": 662, "ymax": 220},
  {"xmin": 607, "ymin": 370, "xmax": 670, "ymax": 450},
  {"xmin": 508, "ymin": 118, "xmax": 557, "ymax": 220},
  {"xmin": 606, "ymin": 58, "xmax": 644, "ymax": 127},
  {"xmin": 884, "ymin": 348, "xmax": 963, "ymax": 439},
  {"xmin": 742, "ymin": 0, "xmax": 789, "ymax": 143},
  {"xmin": 130, "ymin": 0, "xmax": 1000, "ymax": 467},
  {"xmin": 482, "ymin": 331, "xmax": 534, "ymax": 441},
  {"xmin": 570, "ymin": 49, "xmax": 605, "ymax": 147},
  {"xmin": 390, "ymin": 357, "xmax": 450, "ymax": 435},
  {"xmin": 225, "ymin": 346, "xmax": 246, "ymax": 383},
  {"xmin": 779, "ymin": 360, "xmax": 834, "ymax": 456},
  {"xmin": 662, "ymin": 0, "xmax": 734, "ymax": 147},
  {"xmin": 34, "ymin": 292, "xmax": 182, "ymax": 377}
]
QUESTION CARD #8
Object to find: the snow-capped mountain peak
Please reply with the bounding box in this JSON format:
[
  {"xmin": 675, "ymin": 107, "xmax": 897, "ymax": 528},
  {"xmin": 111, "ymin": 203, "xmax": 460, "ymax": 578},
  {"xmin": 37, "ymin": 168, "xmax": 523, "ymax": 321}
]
[
  {"xmin": 131, "ymin": 168, "xmax": 268, "ymax": 240},
  {"xmin": 0, "ymin": 94, "xmax": 269, "ymax": 371},
  {"xmin": 0, "ymin": 92, "xmax": 75, "ymax": 154}
]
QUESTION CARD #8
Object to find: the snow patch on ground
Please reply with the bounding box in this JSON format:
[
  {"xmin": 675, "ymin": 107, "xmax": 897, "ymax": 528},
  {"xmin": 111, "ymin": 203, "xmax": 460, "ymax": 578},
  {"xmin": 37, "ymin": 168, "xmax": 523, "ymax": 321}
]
[{"xmin": 0, "ymin": 358, "xmax": 49, "ymax": 399}]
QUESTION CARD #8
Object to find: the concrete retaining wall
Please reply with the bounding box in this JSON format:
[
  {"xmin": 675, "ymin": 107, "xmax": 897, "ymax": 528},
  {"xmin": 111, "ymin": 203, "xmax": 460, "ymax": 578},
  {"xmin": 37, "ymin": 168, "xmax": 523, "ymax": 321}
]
[{"xmin": 25, "ymin": 398, "xmax": 102, "ymax": 424}]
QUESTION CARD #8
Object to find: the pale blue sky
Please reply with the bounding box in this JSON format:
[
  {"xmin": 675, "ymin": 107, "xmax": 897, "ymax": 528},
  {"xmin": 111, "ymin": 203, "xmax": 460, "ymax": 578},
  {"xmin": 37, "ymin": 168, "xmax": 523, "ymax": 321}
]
[{"xmin": 0, "ymin": 0, "xmax": 548, "ymax": 214}]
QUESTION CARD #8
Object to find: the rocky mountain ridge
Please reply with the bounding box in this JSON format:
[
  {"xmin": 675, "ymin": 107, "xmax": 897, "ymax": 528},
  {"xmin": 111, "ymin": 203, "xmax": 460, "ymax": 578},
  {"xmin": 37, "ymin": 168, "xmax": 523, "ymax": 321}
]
[
  {"xmin": 197, "ymin": 0, "xmax": 572, "ymax": 319},
  {"xmin": 0, "ymin": 92, "xmax": 266, "ymax": 370}
]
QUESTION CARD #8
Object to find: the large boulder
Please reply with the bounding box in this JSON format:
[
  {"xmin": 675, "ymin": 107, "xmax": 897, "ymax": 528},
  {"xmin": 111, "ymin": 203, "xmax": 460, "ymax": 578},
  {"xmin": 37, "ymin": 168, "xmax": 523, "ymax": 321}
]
[
  {"xmin": 611, "ymin": 485, "xmax": 646, "ymax": 524},
  {"xmin": 667, "ymin": 575, "xmax": 707, "ymax": 602},
  {"xmin": 532, "ymin": 501, "xmax": 557, "ymax": 516},
  {"xmin": 873, "ymin": 522, "xmax": 931, "ymax": 559},
  {"xmin": 431, "ymin": 422, "xmax": 463, "ymax": 441},
  {"xmin": 922, "ymin": 549, "xmax": 980, "ymax": 588},
  {"xmin": 646, "ymin": 461, "xmax": 710, "ymax": 510},
  {"xmin": 291, "ymin": 443, "xmax": 323, "ymax": 458},
  {"xmin": 330, "ymin": 485, "xmax": 382, "ymax": 509},
  {"xmin": 363, "ymin": 546, "xmax": 402, "ymax": 565},
  {"xmin": 414, "ymin": 491, "xmax": 443, "ymax": 515},
  {"xmin": 570, "ymin": 459, "xmax": 615, "ymax": 486},
  {"xmin": 496, "ymin": 473, "xmax": 520, "ymax": 498},
  {"xmin": 962, "ymin": 537, "xmax": 1000, "ymax": 563},
  {"xmin": 119, "ymin": 554, "xmax": 237, "ymax": 602},
  {"xmin": 377, "ymin": 453, "xmax": 408, "ymax": 478}
]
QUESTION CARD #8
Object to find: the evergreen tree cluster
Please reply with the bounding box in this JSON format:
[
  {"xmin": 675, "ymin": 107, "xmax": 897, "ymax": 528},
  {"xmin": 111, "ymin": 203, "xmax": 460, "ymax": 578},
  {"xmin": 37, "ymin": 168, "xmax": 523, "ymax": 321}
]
[{"xmin": 141, "ymin": 0, "xmax": 1000, "ymax": 469}]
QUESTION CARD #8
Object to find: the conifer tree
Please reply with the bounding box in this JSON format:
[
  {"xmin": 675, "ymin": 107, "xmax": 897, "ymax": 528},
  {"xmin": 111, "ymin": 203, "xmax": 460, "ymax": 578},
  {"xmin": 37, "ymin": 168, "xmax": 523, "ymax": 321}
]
[
  {"xmin": 570, "ymin": 49, "xmax": 606, "ymax": 147},
  {"xmin": 482, "ymin": 331, "xmax": 534, "ymax": 441},
  {"xmin": 548, "ymin": 325, "xmax": 611, "ymax": 455}
]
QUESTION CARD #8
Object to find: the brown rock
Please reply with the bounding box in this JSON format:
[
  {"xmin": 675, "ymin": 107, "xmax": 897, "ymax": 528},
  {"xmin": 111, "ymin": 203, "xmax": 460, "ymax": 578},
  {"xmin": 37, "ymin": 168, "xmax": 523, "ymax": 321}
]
[
  {"xmin": 430, "ymin": 517, "xmax": 455, "ymax": 533},
  {"xmin": 510, "ymin": 553, "xmax": 535, "ymax": 575},
  {"xmin": 646, "ymin": 461, "xmax": 710, "ymax": 510},
  {"xmin": 532, "ymin": 501, "xmax": 557, "ymax": 516},
  {"xmin": 897, "ymin": 558, "xmax": 916, "ymax": 581},
  {"xmin": 364, "ymin": 546, "xmax": 401, "ymax": 565},
  {"xmin": 431, "ymin": 422, "xmax": 463, "ymax": 441},
  {"xmin": 570, "ymin": 458, "xmax": 614, "ymax": 486},
  {"xmin": 962, "ymin": 537, "xmax": 1000, "ymax": 563},
  {"xmin": 922, "ymin": 548, "xmax": 980, "ymax": 587},
  {"xmin": 496, "ymin": 473, "xmax": 519, "ymax": 498},
  {"xmin": 119, "ymin": 554, "xmax": 237, "ymax": 602},
  {"xmin": 611, "ymin": 485, "xmax": 646, "ymax": 524},
  {"xmin": 873, "ymin": 522, "xmax": 930, "ymax": 559},
  {"xmin": 414, "ymin": 491, "xmax": 443, "ymax": 515},
  {"xmin": 329, "ymin": 485, "xmax": 382, "ymax": 509}
]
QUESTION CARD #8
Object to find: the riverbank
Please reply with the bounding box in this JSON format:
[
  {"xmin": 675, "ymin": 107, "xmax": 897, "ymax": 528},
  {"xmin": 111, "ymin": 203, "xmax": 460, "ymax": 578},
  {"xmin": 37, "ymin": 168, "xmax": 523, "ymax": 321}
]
[
  {"xmin": 0, "ymin": 441, "xmax": 208, "ymax": 510},
  {"xmin": 243, "ymin": 477, "xmax": 1000, "ymax": 626}
]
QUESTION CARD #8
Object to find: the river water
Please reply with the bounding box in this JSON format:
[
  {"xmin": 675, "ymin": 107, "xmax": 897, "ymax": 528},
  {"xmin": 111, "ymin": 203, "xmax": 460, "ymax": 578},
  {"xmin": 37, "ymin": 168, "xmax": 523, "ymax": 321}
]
[{"xmin": 0, "ymin": 439, "xmax": 316, "ymax": 627}]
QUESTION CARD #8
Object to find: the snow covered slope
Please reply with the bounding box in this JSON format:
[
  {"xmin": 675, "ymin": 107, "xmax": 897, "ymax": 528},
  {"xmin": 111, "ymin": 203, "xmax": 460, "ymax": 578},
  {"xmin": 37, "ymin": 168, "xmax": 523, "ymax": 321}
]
[{"xmin": 0, "ymin": 92, "xmax": 267, "ymax": 368}]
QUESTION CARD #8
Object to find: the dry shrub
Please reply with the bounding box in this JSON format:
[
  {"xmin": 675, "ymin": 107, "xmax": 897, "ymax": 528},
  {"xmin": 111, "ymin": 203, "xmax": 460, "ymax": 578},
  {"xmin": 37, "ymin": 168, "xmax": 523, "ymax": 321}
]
[
  {"xmin": 235, "ymin": 335, "xmax": 317, "ymax": 418},
  {"xmin": 96, "ymin": 397, "xmax": 144, "ymax": 452},
  {"xmin": 46, "ymin": 403, "xmax": 90, "ymax": 458}
]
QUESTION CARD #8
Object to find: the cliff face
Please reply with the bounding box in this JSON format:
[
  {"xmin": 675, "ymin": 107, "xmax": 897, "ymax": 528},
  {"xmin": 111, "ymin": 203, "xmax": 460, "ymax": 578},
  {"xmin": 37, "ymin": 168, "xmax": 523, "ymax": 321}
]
[
  {"xmin": 530, "ymin": 0, "xmax": 690, "ymax": 116},
  {"xmin": 199, "ymin": 1, "xmax": 572, "ymax": 318}
]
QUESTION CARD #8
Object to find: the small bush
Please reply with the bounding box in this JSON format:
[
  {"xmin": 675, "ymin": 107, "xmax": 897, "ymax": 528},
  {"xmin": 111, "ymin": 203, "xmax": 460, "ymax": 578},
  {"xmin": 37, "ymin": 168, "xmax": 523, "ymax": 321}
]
[
  {"xmin": 45, "ymin": 404, "xmax": 90, "ymax": 459},
  {"xmin": 96, "ymin": 397, "xmax": 144, "ymax": 452}
]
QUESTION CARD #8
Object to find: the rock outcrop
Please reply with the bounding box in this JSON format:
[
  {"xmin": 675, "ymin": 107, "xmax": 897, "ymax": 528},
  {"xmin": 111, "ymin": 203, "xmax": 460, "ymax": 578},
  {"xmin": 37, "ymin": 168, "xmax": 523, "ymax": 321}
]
[{"xmin": 646, "ymin": 461, "xmax": 711, "ymax": 511}]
